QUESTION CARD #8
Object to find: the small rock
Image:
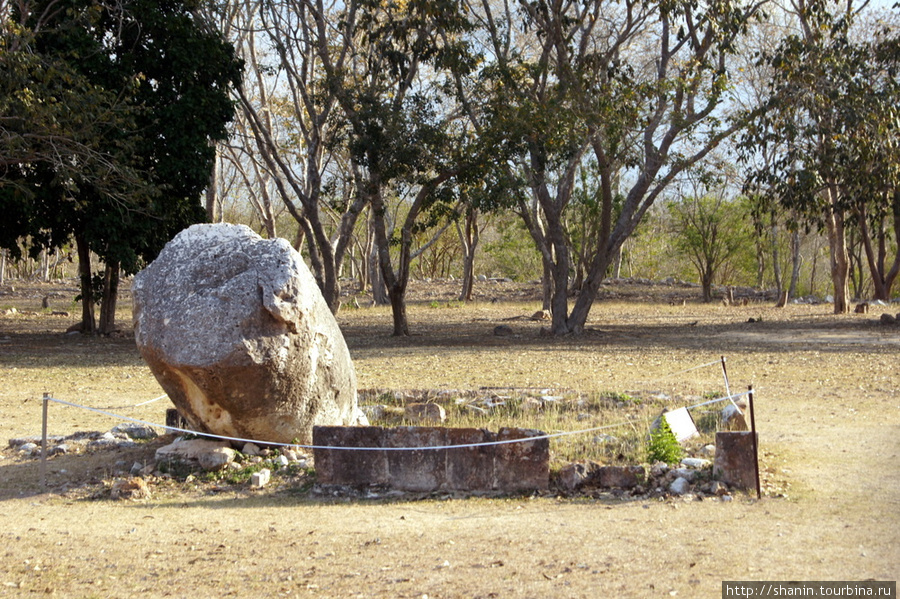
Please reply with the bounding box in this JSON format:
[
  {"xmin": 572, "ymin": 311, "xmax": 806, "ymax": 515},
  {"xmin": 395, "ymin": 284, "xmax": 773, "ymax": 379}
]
[
  {"xmin": 276, "ymin": 455, "xmax": 290, "ymax": 468},
  {"xmin": 699, "ymin": 444, "xmax": 716, "ymax": 457},
  {"xmin": 493, "ymin": 324, "xmax": 514, "ymax": 336},
  {"xmin": 19, "ymin": 442, "xmax": 39, "ymax": 455},
  {"xmin": 130, "ymin": 462, "xmax": 145, "ymax": 476},
  {"xmin": 242, "ymin": 442, "xmax": 261, "ymax": 456},
  {"xmin": 721, "ymin": 403, "xmax": 748, "ymax": 431},
  {"xmin": 405, "ymin": 403, "xmax": 446, "ymax": 424},
  {"xmin": 557, "ymin": 462, "xmax": 588, "ymax": 491},
  {"xmin": 650, "ymin": 462, "xmax": 669, "ymax": 477},
  {"xmin": 156, "ymin": 438, "xmax": 236, "ymax": 471},
  {"xmin": 680, "ymin": 458, "xmax": 711, "ymax": 469},
  {"xmin": 50, "ymin": 444, "xmax": 69, "ymax": 456},
  {"xmin": 110, "ymin": 477, "xmax": 151, "ymax": 500},
  {"xmin": 198, "ymin": 447, "xmax": 236, "ymax": 471},
  {"xmin": 283, "ymin": 449, "xmax": 298, "ymax": 462},
  {"xmin": 361, "ymin": 404, "xmax": 386, "ymax": 421},
  {"xmin": 111, "ymin": 423, "xmax": 158, "ymax": 440},
  {"xmin": 668, "ymin": 477, "xmax": 690, "ymax": 495},
  {"xmin": 720, "ymin": 494, "xmax": 733, "ymax": 502},
  {"xmin": 670, "ymin": 468, "xmax": 696, "ymax": 482},
  {"xmin": 250, "ymin": 468, "xmax": 271, "ymax": 488},
  {"xmin": 594, "ymin": 465, "xmax": 645, "ymax": 489},
  {"xmin": 709, "ymin": 481, "xmax": 728, "ymax": 496},
  {"xmin": 880, "ymin": 313, "xmax": 897, "ymax": 325},
  {"xmin": 9, "ymin": 435, "xmax": 53, "ymax": 448}
]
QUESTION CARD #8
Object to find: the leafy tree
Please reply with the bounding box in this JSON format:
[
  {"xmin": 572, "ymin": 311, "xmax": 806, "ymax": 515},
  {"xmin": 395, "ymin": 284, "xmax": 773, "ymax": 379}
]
[
  {"xmin": 469, "ymin": 0, "xmax": 769, "ymax": 334},
  {"xmin": 742, "ymin": 0, "xmax": 900, "ymax": 311},
  {"xmin": 670, "ymin": 194, "xmax": 752, "ymax": 302},
  {"xmin": 318, "ymin": 0, "xmax": 482, "ymax": 335},
  {"xmin": 1, "ymin": 0, "xmax": 242, "ymax": 333}
]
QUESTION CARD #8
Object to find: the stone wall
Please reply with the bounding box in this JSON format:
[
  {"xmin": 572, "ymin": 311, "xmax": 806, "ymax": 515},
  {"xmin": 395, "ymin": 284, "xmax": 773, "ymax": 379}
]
[{"xmin": 313, "ymin": 426, "xmax": 549, "ymax": 493}]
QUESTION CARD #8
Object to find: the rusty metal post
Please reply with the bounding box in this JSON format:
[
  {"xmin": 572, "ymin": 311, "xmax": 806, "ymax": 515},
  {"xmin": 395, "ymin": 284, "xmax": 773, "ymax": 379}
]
[
  {"xmin": 748, "ymin": 386, "xmax": 761, "ymax": 499},
  {"xmin": 41, "ymin": 392, "xmax": 49, "ymax": 488}
]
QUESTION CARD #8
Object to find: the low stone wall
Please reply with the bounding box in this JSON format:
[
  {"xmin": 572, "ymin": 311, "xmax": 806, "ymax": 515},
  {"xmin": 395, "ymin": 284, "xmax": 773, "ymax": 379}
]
[{"xmin": 313, "ymin": 426, "xmax": 549, "ymax": 493}]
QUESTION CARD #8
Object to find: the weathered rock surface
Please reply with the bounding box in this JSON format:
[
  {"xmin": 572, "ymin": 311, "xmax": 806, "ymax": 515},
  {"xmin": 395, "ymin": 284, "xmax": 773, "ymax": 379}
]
[
  {"xmin": 155, "ymin": 438, "xmax": 237, "ymax": 471},
  {"xmin": 313, "ymin": 426, "xmax": 549, "ymax": 493},
  {"xmin": 404, "ymin": 403, "xmax": 446, "ymax": 424},
  {"xmin": 714, "ymin": 431, "xmax": 758, "ymax": 490},
  {"xmin": 133, "ymin": 223, "xmax": 363, "ymax": 444}
]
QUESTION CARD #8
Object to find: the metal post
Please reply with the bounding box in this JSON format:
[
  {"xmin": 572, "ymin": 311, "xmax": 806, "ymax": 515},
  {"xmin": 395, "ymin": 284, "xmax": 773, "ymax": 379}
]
[
  {"xmin": 41, "ymin": 392, "xmax": 49, "ymax": 488},
  {"xmin": 720, "ymin": 356, "xmax": 731, "ymax": 397},
  {"xmin": 748, "ymin": 385, "xmax": 761, "ymax": 499}
]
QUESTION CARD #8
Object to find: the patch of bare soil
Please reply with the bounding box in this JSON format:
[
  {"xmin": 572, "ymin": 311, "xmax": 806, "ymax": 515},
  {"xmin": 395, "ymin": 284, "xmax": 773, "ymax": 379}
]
[{"xmin": 0, "ymin": 279, "xmax": 898, "ymax": 598}]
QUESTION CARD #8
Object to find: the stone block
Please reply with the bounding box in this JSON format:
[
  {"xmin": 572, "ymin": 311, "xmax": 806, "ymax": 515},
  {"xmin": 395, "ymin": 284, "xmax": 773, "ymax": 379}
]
[
  {"xmin": 313, "ymin": 426, "xmax": 387, "ymax": 486},
  {"xmin": 444, "ymin": 428, "xmax": 494, "ymax": 491},
  {"xmin": 312, "ymin": 425, "xmax": 550, "ymax": 493},
  {"xmin": 493, "ymin": 428, "xmax": 549, "ymax": 492},
  {"xmin": 386, "ymin": 427, "xmax": 447, "ymax": 492},
  {"xmin": 714, "ymin": 431, "xmax": 758, "ymax": 490},
  {"xmin": 404, "ymin": 403, "xmax": 446, "ymax": 424},
  {"xmin": 250, "ymin": 468, "xmax": 271, "ymax": 488},
  {"xmin": 594, "ymin": 465, "xmax": 645, "ymax": 489}
]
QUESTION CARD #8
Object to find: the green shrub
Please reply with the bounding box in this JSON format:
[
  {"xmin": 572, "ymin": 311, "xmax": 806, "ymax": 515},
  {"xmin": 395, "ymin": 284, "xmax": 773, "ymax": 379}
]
[{"xmin": 647, "ymin": 417, "xmax": 683, "ymax": 464}]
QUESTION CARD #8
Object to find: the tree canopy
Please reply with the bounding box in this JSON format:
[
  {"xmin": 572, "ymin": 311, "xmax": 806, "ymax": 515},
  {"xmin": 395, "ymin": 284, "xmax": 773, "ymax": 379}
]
[{"xmin": 0, "ymin": 0, "xmax": 242, "ymax": 332}]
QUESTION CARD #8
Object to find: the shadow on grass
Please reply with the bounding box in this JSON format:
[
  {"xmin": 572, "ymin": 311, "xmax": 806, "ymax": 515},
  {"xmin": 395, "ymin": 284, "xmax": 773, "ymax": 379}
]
[{"xmin": 342, "ymin": 311, "xmax": 899, "ymax": 356}]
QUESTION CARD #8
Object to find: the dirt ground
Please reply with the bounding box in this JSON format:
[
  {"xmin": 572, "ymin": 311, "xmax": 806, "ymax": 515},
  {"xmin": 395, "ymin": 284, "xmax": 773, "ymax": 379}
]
[{"xmin": 0, "ymin": 279, "xmax": 898, "ymax": 598}]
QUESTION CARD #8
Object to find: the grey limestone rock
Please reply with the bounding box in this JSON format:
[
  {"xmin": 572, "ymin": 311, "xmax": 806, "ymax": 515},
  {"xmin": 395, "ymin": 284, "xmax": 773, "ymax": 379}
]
[{"xmin": 133, "ymin": 223, "xmax": 363, "ymax": 444}]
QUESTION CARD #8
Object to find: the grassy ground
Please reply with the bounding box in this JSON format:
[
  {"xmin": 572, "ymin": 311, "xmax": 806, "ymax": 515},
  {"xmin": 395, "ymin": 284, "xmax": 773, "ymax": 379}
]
[{"xmin": 0, "ymin": 279, "xmax": 898, "ymax": 597}]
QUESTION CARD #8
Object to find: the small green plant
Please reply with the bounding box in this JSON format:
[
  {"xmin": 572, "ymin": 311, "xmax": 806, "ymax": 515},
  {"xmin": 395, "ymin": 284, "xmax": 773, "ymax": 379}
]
[
  {"xmin": 601, "ymin": 391, "xmax": 641, "ymax": 405},
  {"xmin": 647, "ymin": 417, "xmax": 683, "ymax": 464}
]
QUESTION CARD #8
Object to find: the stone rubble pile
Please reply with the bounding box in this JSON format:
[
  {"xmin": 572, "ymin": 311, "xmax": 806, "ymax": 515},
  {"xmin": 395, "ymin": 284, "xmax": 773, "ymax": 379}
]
[
  {"xmin": 555, "ymin": 455, "xmax": 736, "ymax": 501},
  {"xmin": 9, "ymin": 423, "xmax": 159, "ymax": 457}
]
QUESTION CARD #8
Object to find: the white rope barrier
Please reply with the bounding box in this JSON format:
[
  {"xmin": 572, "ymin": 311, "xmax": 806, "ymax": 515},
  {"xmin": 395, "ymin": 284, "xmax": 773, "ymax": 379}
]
[
  {"xmin": 43, "ymin": 390, "xmax": 752, "ymax": 452},
  {"xmin": 132, "ymin": 394, "xmax": 167, "ymax": 407}
]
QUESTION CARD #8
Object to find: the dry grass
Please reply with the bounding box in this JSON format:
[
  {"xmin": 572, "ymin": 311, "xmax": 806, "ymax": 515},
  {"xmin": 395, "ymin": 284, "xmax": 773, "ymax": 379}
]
[{"xmin": 1, "ymin": 279, "xmax": 898, "ymax": 597}]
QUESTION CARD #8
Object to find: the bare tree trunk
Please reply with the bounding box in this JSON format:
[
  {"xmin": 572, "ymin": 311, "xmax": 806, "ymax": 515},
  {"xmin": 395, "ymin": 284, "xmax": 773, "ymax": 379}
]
[
  {"xmin": 206, "ymin": 144, "xmax": 221, "ymax": 223},
  {"xmin": 611, "ymin": 245, "xmax": 622, "ymax": 279},
  {"xmin": 40, "ymin": 250, "xmax": 50, "ymax": 282},
  {"xmin": 457, "ymin": 209, "xmax": 479, "ymax": 302},
  {"xmin": 98, "ymin": 262, "xmax": 120, "ymax": 335},
  {"xmin": 0, "ymin": 249, "xmax": 6, "ymax": 286},
  {"xmin": 825, "ymin": 191, "xmax": 850, "ymax": 313},
  {"xmin": 770, "ymin": 217, "xmax": 782, "ymax": 295},
  {"xmin": 368, "ymin": 214, "xmax": 389, "ymax": 305},
  {"xmin": 858, "ymin": 195, "xmax": 900, "ymax": 301},
  {"xmin": 75, "ymin": 233, "xmax": 96, "ymax": 334},
  {"xmin": 701, "ymin": 266, "xmax": 714, "ymax": 303},
  {"xmin": 788, "ymin": 228, "xmax": 801, "ymax": 299}
]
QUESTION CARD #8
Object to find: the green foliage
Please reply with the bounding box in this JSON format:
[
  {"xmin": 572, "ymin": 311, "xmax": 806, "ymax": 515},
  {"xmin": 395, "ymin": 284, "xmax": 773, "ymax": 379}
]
[
  {"xmin": 481, "ymin": 214, "xmax": 542, "ymax": 281},
  {"xmin": 741, "ymin": 2, "xmax": 900, "ymax": 232},
  {"xmin": 647, "ymin": 417, "xmax": 684, "ymax": 465},
  {"xmin": 0, "ymin": 0, "xmax": 242, "ymax": 284},
  {"xmin": 669, "ymin": 194, "xmax": 753, "ymax": 301}
]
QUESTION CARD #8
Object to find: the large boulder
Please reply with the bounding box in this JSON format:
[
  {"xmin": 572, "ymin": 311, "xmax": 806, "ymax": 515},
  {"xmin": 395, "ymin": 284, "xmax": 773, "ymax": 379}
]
[{"xmin": 133, "ymin": 223, "xmax": 363, "ymax": 444}]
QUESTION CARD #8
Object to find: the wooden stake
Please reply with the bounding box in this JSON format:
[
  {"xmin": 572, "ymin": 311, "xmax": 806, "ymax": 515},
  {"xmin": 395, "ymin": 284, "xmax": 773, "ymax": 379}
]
[{"xmin": 41, "ymin": 392, "xmax": 49, "ymax": 488}]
